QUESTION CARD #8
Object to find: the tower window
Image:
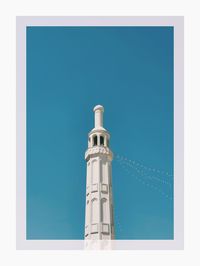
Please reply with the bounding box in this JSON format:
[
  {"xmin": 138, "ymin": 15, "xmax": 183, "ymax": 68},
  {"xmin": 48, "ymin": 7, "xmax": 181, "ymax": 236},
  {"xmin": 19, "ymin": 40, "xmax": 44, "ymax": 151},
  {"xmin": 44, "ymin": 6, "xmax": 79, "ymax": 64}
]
[
  {"xmin": 100, "ymin": 136, "xmax": 104, "ymax": 146},
  {"xmin": 93, "ymin": 135, "xmax": 97, "ymax": 146}
]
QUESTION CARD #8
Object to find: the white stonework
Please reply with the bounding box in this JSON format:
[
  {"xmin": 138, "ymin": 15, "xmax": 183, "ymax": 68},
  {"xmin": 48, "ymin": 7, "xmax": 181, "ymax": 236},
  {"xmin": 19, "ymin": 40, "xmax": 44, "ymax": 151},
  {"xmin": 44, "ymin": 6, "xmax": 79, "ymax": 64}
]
[{"xmin": 84, "ymin": 105, "xmax": 115, "ymax": 240}]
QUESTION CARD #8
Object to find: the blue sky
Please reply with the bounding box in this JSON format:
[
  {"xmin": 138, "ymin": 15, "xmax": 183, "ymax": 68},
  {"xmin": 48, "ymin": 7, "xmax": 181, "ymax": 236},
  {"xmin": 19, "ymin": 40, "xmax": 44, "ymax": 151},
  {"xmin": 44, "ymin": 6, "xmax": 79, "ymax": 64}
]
[{"xmin": 26, "ymin": 26, "xmax": 174, "ymax": 239}]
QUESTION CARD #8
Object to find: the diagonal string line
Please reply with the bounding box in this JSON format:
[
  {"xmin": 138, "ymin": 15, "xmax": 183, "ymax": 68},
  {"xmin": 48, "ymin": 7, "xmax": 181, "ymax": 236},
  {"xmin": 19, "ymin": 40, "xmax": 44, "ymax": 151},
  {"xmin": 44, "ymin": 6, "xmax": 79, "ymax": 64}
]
[
  {"xmin": 116, "ymin": 154, "xmax": 173, "ymax": 179},
  {"xmin": 116, "ymin": 156, "xmax": 173, "ymax": 187},
  {"xmin": 117, "ymin": 159, "xmax": 173, "ymax": 201}
]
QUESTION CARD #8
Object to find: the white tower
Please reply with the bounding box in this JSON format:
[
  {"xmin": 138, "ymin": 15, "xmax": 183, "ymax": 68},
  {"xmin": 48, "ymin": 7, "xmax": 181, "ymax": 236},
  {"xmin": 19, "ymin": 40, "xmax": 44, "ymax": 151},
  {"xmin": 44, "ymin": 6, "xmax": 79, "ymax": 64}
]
[{"xmin": 84, "ymin": 105, "xmax": 114, "ymax": 240}]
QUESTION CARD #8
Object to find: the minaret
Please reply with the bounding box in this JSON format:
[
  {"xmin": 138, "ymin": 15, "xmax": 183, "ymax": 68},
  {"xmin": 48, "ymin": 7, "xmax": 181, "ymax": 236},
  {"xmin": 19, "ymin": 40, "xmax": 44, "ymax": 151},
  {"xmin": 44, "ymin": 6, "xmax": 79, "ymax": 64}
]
[{"xmin": 84, "ymin": 105, "xmax": 114, "ymax": 240}]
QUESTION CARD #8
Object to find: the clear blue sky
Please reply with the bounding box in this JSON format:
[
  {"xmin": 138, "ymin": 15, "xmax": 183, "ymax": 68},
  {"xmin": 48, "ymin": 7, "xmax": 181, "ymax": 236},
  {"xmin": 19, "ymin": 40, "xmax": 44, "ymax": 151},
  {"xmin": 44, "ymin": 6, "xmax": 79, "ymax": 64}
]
[{"xmin": 27, "ymin": 26, "xmax": 174, "ymax": 239}]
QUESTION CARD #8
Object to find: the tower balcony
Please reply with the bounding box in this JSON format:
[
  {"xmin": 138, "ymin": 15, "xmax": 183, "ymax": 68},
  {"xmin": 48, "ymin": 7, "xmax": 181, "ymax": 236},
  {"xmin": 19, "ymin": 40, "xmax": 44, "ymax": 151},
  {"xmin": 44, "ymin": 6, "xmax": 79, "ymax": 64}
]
[{"xmin": 85, "ymin": 146, "xmax": 113, "ymax": 161}]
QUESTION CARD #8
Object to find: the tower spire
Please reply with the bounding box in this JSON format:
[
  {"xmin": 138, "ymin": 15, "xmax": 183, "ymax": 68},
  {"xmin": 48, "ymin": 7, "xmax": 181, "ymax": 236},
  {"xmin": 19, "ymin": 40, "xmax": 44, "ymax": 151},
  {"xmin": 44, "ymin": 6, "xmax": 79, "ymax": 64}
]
[{"xmin": 93, "ymin": 105, "xmax": 104, "ymax": 128}]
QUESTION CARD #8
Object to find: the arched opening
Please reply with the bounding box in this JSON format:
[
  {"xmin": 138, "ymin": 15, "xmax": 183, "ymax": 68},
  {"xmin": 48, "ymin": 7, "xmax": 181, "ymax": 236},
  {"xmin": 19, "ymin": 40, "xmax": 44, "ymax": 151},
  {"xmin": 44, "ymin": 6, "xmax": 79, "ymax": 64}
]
[
  {"xmin": 100, "ymin": 135, "xmax": 104, "ymax": 146},
  {"xmin": 93, "ymin": 135, "xmax": 97, "ymax": 146}
]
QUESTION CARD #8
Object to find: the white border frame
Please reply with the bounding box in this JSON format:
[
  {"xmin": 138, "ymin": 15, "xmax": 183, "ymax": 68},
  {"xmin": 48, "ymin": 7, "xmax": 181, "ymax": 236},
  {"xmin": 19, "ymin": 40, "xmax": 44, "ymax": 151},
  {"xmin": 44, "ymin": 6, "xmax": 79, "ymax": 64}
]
[{"xmin": 16, "ymin": 16, "xmax": 184, "ymax": 250}]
